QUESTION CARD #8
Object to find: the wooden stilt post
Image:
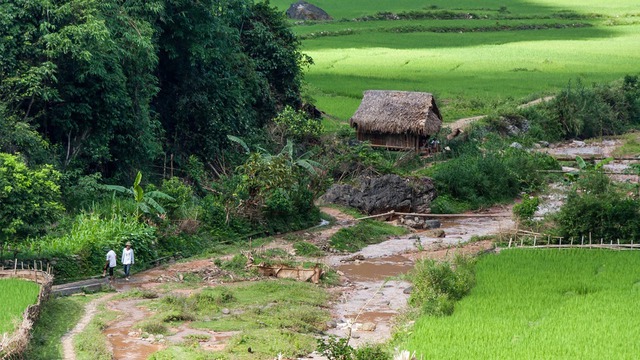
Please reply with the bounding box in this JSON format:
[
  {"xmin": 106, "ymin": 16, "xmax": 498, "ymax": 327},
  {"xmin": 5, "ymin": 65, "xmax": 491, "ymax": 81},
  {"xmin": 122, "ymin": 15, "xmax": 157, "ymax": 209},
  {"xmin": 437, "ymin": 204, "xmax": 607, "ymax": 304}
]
[
  {"xmin": 581, "ymin": 236, "xmax": 584, "ymax": 246},
  {"xmin": 571, "ymin": 237, "xmax": 574, "ymax": 246},
  {"xmin": 559, "ymin": 237, "xmax": 563, "ymax": 246},
  {"xmin": 533, "ymin": 236, "xmax": 537, "ymax": 247},
  {"xmin": 508, "ymin": 238, "xmax": 513, "ymax": 248}
]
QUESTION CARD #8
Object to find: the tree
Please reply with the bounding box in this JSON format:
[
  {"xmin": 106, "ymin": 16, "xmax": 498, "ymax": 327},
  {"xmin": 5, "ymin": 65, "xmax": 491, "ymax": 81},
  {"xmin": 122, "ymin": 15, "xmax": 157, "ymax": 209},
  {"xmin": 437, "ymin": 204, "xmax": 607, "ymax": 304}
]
[
  {"xmin": 0, "ymin": 0, "xmax": 163, "ymax": 179},
  {"xmin": 0, "ymin": 153, "xmax": 64, "ymax": 253}
]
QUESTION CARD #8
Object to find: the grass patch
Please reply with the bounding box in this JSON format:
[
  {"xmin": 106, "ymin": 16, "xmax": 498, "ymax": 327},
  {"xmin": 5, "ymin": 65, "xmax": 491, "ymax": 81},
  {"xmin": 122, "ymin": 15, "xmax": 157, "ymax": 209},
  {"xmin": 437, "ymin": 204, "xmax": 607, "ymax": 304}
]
[
  {"xmin": 74, "ymin": 300, "xmax": 118, "ymax": 360},
  {"xmin": 0, "ymin": 278, "xmax": 40, "ymax": 334},
  {"xmin": 25, "ymin": 295, "xmax": 90, "ymax": 360},
  {"xmin": 115, "ymin": 288, "xmax": 160, "ymax": 299},
  {"xmin": 145, "ymin": 280, "xmax": 329, "ymax": 359},
  {"xmin": 294, "ymin": 241, "xmax": 325, "ymax": 257},
  {"xmin": 330, "ymin": 220, "xmax": 409, "ymax": 252},
  {"xmin": 613, "ymin": 132, "xmax": 640, "ymax": 157},
  {"xmin": 397, "ymin": 249, "xmax": 640, "ymax": 359}
]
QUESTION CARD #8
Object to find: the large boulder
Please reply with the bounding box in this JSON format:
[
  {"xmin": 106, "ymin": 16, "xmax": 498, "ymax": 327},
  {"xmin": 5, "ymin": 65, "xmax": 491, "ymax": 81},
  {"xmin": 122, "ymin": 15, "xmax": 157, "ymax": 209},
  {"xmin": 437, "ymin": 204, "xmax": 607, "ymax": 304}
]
[
  {"xmin": 286, "ymin": 1, "xmax": 332, "ymax": 21},
  {"xmin": 319, "ymin": 174, "xmax": 436, "ymax": 215}
]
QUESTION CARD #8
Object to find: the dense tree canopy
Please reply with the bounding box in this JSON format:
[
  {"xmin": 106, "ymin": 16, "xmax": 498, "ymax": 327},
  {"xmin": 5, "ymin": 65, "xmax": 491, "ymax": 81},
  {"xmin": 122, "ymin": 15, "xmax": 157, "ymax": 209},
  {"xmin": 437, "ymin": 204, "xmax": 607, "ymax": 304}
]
[{"xmin": 0, "ymin": 0, "xmax": 307, "ymax": 179}]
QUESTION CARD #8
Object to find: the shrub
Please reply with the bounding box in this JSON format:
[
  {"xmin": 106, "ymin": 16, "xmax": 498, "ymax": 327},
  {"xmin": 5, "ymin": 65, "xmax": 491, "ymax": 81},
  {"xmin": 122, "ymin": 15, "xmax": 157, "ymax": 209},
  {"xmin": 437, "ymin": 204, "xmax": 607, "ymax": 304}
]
[
  {"xmin": 523, "ymin": 76, "xmax": 640, "ymax": 141},
  {"xmin": 556, "ymin": 173, "xmax": 640, "ymax": 242},
  {"xmin": 409, "ymin": 255, "xmax": 476, "ymax": 316},
  {"xmin": 272, "ymin": 105, "xmax": 322, "ymax": 143},
  {"xmin": 431, "ymin": 147, "xmax": 558, "ymax": 210},
  {"xmin": 513, "ymin": 195, "xmax": 540, "ymax": 224},
  {"xmin": 159, "ymin": 177, "xmax": 195, "ymax": 219}
]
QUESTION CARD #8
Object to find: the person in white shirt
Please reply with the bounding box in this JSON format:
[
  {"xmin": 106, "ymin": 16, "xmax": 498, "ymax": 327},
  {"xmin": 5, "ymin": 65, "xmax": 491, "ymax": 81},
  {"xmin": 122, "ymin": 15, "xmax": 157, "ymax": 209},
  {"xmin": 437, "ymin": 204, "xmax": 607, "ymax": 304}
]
[
  {"xmin": 103, "ymin": 248, "xmax": 117, "ymax": 285},
  {"xmin": 122, "ymin": 241, "xmax": 134, "ymax": 280}
]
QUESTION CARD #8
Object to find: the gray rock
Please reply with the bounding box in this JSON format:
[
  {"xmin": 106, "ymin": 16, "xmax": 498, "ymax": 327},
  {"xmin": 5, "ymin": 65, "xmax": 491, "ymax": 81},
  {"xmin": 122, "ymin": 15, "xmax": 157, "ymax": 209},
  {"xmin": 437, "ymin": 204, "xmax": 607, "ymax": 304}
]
[
  {"xmin": 286, "ymin": 1, "xmax": 332, "ymax": 21},
  {"xmin": 221, "ymin": 308, "xmax": 231, "ymax": 315},
  {"xmin": 360, "ymin": 322, "xmax": 377, "ymax": 331},
  {"xmin": 403, "ymin": 286, "xmax": 413, "ymax": 294},
  {"xmin": 423, "ymin": 229, "xmax": 446, "ymax": 238},
  {"xmin": 424, "ymin": 220, "xmax": 441, "ymax": 229},
  {"xmin": 510, "ymin": 142, "xmax": 523, "ymax": 149},
  {"xmin": 538, "ymin": 141, "xmax": 550, "ymax": 148},
  {"xmin": 319, "ymin": 174, "xmax": 436, "ymax": 215}
]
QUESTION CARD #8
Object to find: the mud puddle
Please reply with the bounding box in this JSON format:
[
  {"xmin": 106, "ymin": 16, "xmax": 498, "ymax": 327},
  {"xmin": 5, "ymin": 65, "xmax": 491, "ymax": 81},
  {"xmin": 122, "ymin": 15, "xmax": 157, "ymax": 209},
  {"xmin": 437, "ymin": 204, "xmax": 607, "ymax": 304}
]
[
  {"xmin": 336, "ymin": 255, "xmax": 413, "ymax": 282},
  {"xmin": 104, "ymin": 299, "xmax": 164, "ymax": 360}
]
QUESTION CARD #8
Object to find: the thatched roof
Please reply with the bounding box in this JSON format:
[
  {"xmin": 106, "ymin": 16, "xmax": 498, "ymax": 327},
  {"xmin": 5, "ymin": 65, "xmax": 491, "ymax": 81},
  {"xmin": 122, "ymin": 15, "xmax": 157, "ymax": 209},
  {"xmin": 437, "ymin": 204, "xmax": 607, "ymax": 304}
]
[{"xmin": 350, "ymin": 90, "xmax": 442, "ymax": 136}]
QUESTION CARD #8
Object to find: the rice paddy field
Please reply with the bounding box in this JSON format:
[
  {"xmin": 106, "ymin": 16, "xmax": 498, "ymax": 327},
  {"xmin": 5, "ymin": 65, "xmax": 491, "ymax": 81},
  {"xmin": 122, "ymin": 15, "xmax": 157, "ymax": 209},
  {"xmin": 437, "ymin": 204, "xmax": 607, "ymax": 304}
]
[
  {"xmin": 272, "ymin": 0, "xmax": 640, "ymax": 126},
  {"xmin": 0, "ymin": 278, "xmax": 40, "ymax": 334},
  {"xmin": 397, "ymin": 249, "xmax": 640, "ymax": 359}
]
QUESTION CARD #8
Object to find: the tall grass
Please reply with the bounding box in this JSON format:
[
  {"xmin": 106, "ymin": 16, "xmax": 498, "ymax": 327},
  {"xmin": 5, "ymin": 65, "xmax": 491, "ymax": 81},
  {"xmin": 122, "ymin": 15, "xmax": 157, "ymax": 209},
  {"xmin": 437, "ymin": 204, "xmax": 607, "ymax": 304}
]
[
  {"xmin": 398, "ymin": 249, "xmax": 640, "ymax": 359},
  {"xmin": 0, "ymin": 279, "xmax": 40, "ymax": 334}
]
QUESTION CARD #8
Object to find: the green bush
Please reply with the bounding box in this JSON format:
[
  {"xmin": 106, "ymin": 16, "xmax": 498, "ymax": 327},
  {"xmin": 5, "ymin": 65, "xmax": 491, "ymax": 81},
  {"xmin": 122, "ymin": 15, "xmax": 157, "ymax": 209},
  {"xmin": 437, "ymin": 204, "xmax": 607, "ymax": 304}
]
[
  {"xmin": 409, "ymin": 255, "xmax": 476, "ymax": 316},
  {"xmin": 431, "ymin": 147, "xmax": 558, "ymax": 210},
  {"xmin": 556, "ymin": 172, "xmax": 640, "ymax": 242},
  {"xmin": 159, "ymin": 177, "xmax": 195, "ymax": 219},
  {"xmin": 513, "ymin": 195, "xmax": 540, "ymax": 224},
  {"xmin": 19, "ymin": 213, "xmax": 157, "ymax": 280},
  {"xmin": 523, "ymin": 76, "xmax": 640, "ymax": 141},
  {"xmin": 272, "ymin": 105, "xmax": 322, "ymax": 143}
]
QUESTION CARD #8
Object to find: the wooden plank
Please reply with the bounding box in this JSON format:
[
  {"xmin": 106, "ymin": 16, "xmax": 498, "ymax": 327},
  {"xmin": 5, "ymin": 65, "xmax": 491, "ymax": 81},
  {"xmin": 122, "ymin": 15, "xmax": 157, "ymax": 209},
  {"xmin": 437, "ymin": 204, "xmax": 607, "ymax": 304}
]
[{"xmin": 395, "ymin": 212, "xmax": 511, "ymax": 218}]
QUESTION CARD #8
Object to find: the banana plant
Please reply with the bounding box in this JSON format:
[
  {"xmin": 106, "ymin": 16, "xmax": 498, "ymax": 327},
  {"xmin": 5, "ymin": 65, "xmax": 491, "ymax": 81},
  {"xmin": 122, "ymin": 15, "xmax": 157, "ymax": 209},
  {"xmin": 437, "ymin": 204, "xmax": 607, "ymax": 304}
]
[
  {"xmin": 564, "ymin": 155, "xmax": 613, "ymax": 182},
  {"xmin": 103, "ymin": 171, "xmax": 175, "ymax": 220}
]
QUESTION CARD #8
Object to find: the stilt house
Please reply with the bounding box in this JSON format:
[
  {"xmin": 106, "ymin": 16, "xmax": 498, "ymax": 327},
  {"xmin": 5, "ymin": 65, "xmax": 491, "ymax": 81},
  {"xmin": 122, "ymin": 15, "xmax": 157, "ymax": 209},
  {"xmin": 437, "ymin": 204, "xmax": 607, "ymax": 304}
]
[{"xmin": 349, "ymin": 90, "xmax": 443, "ymax": 151}]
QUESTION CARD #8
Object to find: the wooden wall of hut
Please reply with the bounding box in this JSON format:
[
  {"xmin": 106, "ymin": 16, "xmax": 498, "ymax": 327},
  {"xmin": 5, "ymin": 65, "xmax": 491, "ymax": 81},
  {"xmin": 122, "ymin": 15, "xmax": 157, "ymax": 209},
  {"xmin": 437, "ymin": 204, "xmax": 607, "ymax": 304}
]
[{"xmin": 356, "ymin": 132, "xmax": 424, "ymax": 151}]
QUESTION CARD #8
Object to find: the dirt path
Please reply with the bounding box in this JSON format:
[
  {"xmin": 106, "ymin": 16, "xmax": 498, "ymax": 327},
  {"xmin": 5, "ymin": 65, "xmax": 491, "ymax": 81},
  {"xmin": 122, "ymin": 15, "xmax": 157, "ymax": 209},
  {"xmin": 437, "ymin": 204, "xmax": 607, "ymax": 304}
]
[
  {"xmin": 446, "ymin": 96, "xmax": 555, "ymax": 132},
  {"xmin": 103, "ymin": 299, "xmax": 164, "ymax": 360},
  {"xmin": 61, "ymin": 293, "xmax": 117, "ymax": 360}
]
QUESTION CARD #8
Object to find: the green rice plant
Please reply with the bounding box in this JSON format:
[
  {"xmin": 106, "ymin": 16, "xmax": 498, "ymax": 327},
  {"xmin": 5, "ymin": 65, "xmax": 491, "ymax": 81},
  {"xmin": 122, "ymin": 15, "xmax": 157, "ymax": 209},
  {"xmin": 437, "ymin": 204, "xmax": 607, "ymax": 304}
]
[
  {"xmin": 397, "ymin": 249, "xmax": 640, "ymax": 359},
  {"xmin": 0, "ymin": 279, "xmax": 40, "ymax": 334},
  {"xmin": 329, "ymin": 220, "xmax": 409, "ymax": 252}
]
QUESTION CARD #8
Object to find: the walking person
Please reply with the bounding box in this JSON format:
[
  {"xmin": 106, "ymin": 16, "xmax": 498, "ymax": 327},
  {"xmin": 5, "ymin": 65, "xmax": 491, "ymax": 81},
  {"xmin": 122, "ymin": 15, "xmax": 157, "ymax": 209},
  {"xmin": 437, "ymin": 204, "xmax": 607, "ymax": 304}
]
[
  {"xmin": 103, "ymin": 248, "xmax": 117, "ymax": 286},
  {"xmin": 122, "ymin": 241, "xmax": 134, "ymax": 280}
]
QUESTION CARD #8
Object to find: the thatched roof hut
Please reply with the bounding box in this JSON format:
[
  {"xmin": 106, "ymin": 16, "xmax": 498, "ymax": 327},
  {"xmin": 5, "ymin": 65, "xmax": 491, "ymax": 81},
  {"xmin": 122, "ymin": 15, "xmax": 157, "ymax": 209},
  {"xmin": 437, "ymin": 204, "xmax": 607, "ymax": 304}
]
[{"xmin": 350, "ymin": 90, "xmax": 443, "ymax": 150}]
